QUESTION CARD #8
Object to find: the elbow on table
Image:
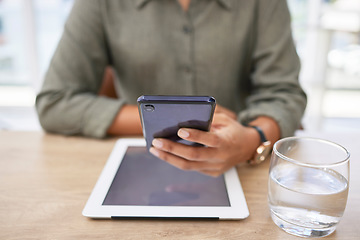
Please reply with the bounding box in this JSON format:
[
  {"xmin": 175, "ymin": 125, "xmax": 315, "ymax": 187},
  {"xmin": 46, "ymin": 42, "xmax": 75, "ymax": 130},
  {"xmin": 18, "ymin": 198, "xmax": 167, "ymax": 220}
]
[{"xmin": 35, "ymin": 92, "xmax": 81, "ymax": 136}]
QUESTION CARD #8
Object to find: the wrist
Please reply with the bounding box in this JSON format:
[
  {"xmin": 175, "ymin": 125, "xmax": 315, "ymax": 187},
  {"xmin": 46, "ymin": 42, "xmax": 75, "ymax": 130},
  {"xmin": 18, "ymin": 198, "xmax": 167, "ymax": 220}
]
[
  {"xmin": 247, "ymin": 116, "xmax": 281, "ymax": 145},
  {"xmin": 243, "ymin": 126, "xmax": 262, "ymax": 161},
  {"xmin": 107, "ymin": 104, "xmax": 142, "ymax": 136},
  {"xmin": 243, "ymin": 124, "xmax": 272, "ymax": 165}
]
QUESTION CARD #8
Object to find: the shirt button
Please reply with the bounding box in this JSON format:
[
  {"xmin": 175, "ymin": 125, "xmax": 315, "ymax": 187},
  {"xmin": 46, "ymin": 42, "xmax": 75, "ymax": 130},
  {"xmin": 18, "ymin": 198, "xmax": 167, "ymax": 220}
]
[
  {"xmin": 183, "ymin": 25, "xmax": 192, "ymax": 34},
  {"xmin": 184, "ymin": 66, "xmax": 192, "ymax": 73}
]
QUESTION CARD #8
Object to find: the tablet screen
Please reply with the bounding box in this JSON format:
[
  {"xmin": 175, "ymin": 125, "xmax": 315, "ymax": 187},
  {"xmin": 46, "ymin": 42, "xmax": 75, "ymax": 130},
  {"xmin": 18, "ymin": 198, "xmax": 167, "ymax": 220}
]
[{"xmin": 103, "ymin": 147, "xmax": 230, "ymax": 206}]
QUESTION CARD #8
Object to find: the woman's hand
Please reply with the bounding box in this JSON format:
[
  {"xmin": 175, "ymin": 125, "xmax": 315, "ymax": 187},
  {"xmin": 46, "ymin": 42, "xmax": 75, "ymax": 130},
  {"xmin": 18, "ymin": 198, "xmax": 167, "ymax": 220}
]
[
  {"xmin": 149, "ymin": 113, "xmax": 260, "ymax": 177},
  {"xmin": 214, "ymin": 104, "xmax": 237, "ymax": 120}
]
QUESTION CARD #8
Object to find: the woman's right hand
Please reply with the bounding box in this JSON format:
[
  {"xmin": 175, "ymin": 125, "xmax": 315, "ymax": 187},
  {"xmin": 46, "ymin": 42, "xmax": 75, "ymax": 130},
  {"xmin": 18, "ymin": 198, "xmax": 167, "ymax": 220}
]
[{"xmin": 214, "ymin": 105, "xmax": 237, "ymax": 120}]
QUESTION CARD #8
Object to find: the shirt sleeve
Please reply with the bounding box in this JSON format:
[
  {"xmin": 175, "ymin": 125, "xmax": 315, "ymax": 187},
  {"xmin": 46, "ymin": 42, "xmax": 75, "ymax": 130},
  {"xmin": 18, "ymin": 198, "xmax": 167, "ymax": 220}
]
[
  {"xmin": 36, "ymin": 0, "xmax": 124, "ymax": 138},
  {"xmin": 238, "ymin": 0, "xmax": 307, "ymax": 137}
]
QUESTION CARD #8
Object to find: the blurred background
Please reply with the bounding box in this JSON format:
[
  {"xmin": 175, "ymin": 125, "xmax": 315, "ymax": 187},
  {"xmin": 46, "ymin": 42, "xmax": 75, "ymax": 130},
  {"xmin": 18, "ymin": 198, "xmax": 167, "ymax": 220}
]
[{"xmin": 0, "ymin": 0, "xmax": 359, "ymax": 132}]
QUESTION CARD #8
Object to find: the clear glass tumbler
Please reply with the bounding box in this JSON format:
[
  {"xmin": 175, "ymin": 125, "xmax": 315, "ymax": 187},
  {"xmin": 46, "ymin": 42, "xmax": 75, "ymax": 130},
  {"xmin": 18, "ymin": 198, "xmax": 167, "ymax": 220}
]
[{"xmin": 268, "ymin": 137, "xmax": 350, "ymax": 238}]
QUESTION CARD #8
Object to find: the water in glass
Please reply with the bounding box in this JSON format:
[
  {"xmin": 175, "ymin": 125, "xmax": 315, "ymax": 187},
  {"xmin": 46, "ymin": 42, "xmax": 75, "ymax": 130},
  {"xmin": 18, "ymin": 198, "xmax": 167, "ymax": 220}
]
[{"xmin": 269, "ymin": 164, "xmax": 348, "ymax": 237}]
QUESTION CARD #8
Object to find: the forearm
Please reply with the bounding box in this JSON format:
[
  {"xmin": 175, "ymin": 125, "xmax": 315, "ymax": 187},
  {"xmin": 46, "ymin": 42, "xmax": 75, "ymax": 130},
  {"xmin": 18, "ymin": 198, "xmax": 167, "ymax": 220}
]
[
  {"xmin": 36, "ymin": 1, "xmax": 119, "ymax": 138},
  {"xmin": 238, "ymin": 0, "xmax": 306, "ymax": 138},
  {"xmin": 107, "ymin": 104, "xmax": 143, "ymax": 136}
]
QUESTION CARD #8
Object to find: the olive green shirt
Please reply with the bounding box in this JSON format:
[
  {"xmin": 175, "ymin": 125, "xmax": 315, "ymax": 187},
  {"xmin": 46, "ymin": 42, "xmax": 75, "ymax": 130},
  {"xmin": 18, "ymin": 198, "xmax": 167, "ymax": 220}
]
[{"xmin": 36, "ymin": 0, "xmax": 307, "ymax": 138}]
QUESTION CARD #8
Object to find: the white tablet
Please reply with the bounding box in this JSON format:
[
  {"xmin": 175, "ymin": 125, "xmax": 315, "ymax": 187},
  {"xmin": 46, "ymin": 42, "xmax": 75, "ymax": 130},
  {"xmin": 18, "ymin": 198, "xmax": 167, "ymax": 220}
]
[{"xmin": 82, "ymin": 139, "xmax": 249, "ymax": 220}]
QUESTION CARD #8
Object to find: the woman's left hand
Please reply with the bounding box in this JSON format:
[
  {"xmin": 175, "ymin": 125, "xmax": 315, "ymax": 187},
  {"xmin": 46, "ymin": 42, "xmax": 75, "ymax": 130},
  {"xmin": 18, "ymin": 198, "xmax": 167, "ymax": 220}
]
[{"xmin": 149, "ymin": 113, "xmax": 260, "ymax": 177}]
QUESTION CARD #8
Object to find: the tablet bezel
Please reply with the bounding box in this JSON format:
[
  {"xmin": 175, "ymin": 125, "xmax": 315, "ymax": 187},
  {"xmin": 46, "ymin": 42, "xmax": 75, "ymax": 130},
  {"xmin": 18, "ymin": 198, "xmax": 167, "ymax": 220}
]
[{"xmin": 82, "ymin": 138, "xmax": 249, "ymax": 220}]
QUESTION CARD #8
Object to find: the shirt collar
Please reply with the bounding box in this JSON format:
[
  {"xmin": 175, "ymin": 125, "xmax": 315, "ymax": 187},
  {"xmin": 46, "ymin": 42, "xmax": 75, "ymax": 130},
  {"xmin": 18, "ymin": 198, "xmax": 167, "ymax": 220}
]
[{"xmin": 135, "ymin": 0, "xmax": 234, "ymax": 10}]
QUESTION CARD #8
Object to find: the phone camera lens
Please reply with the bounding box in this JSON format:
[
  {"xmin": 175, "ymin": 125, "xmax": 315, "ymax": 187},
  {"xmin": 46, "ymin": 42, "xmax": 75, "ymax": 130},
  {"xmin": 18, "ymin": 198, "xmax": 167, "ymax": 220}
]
[{"xmin": 144, "ymin": 104, "xmax": 155, "ymax": 112}]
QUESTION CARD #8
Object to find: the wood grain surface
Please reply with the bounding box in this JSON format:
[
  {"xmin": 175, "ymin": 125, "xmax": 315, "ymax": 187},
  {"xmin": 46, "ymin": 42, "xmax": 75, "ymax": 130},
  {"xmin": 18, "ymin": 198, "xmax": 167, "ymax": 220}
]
[{"xmin": 0, "ymin": 131, "xmax": 358, "ymax": 240}]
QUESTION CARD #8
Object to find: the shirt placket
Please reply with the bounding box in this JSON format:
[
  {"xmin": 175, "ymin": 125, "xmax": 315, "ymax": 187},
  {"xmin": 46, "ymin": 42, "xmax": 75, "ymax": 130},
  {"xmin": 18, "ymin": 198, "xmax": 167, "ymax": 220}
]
[{"xmin": 179, "ymin": 12, "xmax": 196, "ymax": 95}]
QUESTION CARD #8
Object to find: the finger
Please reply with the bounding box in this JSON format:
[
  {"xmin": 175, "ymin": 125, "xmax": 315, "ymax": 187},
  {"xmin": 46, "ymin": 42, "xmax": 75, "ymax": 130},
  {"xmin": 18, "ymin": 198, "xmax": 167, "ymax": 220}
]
[
  {"xmin": 152, "ymin": 138, "xmax": 217, "ymax": 162},
  {"xmin": 177, "ymin": 128, "xmax": 221, "ymax": 148},
  {"xmin": 199, "ymin": 165, "xmax": 232, "ymax": 177},
  {"xmin": 199, "ymin": 170, "xmax": 223, "ymax": 178},
  {"xmin": 149, "ymin": 147, "xmax": 220, "ymax": 171}
]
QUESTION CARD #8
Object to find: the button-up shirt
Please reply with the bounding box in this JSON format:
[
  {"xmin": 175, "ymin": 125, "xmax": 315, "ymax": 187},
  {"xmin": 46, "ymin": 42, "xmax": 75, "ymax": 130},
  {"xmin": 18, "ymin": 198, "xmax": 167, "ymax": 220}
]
[{"xmin": 36, "ymin": 0, "xmax": 307, "ymax": 138}]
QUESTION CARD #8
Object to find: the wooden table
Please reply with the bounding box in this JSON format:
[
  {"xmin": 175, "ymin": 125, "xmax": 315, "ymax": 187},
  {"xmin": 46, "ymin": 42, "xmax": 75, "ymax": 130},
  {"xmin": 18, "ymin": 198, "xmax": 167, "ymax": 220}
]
[{"xmin": 0, "ymin": 131, "xmax": 359, "ymax": 240}]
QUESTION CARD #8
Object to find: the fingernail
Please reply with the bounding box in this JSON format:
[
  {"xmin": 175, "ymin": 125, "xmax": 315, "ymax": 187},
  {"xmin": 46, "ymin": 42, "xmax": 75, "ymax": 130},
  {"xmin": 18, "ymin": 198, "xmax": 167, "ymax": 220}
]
[
  {"xmin": 149, "ymin": 147, "xmax": 160, "ymax": 157},
  {"xmin": 152, "ymin": 139, "xmax": 163, "ymax": 149},
  {"xmin": 178, "ymin": 129, "xmax": 190, "ymax": 139}
]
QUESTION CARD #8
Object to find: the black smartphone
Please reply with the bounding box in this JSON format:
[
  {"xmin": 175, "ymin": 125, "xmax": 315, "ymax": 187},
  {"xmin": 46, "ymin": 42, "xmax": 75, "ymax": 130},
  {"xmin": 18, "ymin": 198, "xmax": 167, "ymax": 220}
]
[{"xmin": 137, "ymin": 95, "xmax": 216, "ymax": 149}]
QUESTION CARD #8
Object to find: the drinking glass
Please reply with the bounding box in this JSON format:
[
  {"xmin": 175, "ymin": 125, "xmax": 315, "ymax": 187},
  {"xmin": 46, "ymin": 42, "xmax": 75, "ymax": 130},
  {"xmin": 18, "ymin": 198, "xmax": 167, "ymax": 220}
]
[{"xmin": 268, "ymin": 137, "xmax": 350, "ymax": 238}]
